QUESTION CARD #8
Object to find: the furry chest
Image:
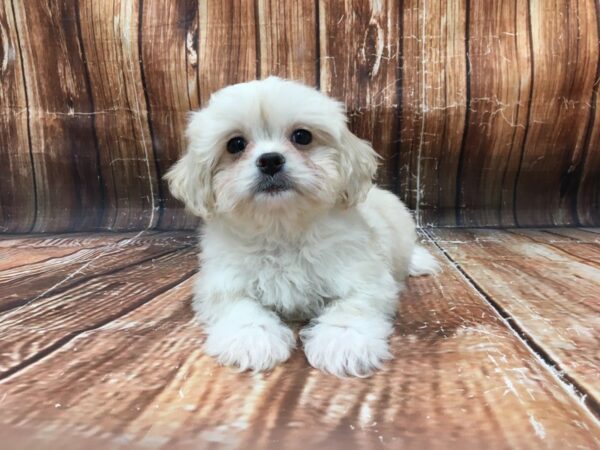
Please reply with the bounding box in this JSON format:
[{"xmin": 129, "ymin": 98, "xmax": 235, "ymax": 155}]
[{"xmin": 247, "ymin": 248, "xmax": 331, "ymax": 318}]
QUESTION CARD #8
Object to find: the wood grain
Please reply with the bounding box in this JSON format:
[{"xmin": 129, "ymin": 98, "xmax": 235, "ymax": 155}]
[
  {"xmin": 257, "ymin": 0, "xmax": 318, "ymax": 85},
  {"xmin": 514, "ymin": 0, "xmax": 599, "ymax": 226},
  {"xmin": 457, "ymin": 0, "xmax": 531, "ymax": 227},
  {"xmin": 0, "ymin": 231, "xmax": 157, "ymax": 270},
  {"xmin": 11, "ymin": 0, "xmax": 103, "ymax": 232},
  {"xmin": 2, "ymin": 2, "xmax": 600, "ymax": 230},
  {"xmin": 0, "ymin": 231, "xmax": 195, "ymax": 312},
  {"xmin": 432, "ymin": 228, "xmax": 600, "ymax": 405},
  {"xmin": 140, "ymin": 0, "xmax": 201, "ymax": 230},
  {"xmin": 577, "ymin": 0, "xmax": 600, "ymax": 227},
  {"xmin": 0, "ymin": 247, "xmax": 198, "ymax": 376},
  {"xmin": 77, "ymin": 0, "xmax": 159, "ymax": 230},
  {"xmin": 319, "ymin": 0, "xmax": 401, "ymax": 190},
  {"xmin": 0, "ymin": 0, "xmax": 35, "ymax": 232},
  {"xmin": 0, "ymin": 232, "xmax": 598, "ymax": 449},
  {"xmin": 399, "ymin": 0, "xmax": 467, "ymax": 225},
  {"xmin": 198, "ymin": 0, "xmax": 258, "ymax": 105}
]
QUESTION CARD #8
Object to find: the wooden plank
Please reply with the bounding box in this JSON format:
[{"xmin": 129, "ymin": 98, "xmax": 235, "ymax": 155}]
[
  {"xmin": 0, "ymin": 0, "xmax": 35, "ymax": 232},
  {"xmin": 11, "ymin": 0, "xmax": 103, "ymax": 232},
  {"xmin": 257, "ymin": 0, "xmax": 318, "ymax": 86},
  {"xmin": 0, "ymin": 242, "xmax": 597, "ymax": 448},
  {"xmin": 0, "ymin": 231, "xmax": 195, "ymax": 312},
  {"xmin": 198, "ymin": 0, "xmax": 258, "ymax": 104},
  {"xmin": 399, "ymin": 0, "xmax": 467, "ymax": 225},
  {"xmin": 77, "ymin": 0, "xmax": 159, "ymax": 230},
  {"xmin": 0, "ymin": 232, "xmax": 153, "ymax": 271},
  {"xmin": 577, "ymin": 0, "xmax": 600, "ymax": 227},
  {"xmin": 140, "ymin": 0, "xmax": 200, "ymax": 230},
  {"xmin": 0, "ymin": 230, "xmax": 158, "ymax": 248},
  {"xmin": 0, "ymin": 247, "xmax": 197, "ymax": 376},
  {"xmin": 0, "ymin": 246, "xmax": 85, "ymax": 272},
  {"xmin": 514, "ymin": 0, "xmax": 599, "ymax": 226},
  {"xmin": 433, "ymin": 228, "xmax": 600, "ymax": 405},
  {"xmin": 534, "ymin": 228, "xmax": 600, "ymax": 244},
  {"xmin": 319, "ymin": 0, "xmax": 400, "ymax": 190},
  {"xmin": 457, "ymin": 0, "xmax": 531, "ymax": 227}
]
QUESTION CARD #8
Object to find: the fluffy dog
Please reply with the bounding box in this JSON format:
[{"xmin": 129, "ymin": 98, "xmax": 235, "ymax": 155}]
[{"xmin": 165, "ymin": 77, "xmax": 438, "ymax": 377}]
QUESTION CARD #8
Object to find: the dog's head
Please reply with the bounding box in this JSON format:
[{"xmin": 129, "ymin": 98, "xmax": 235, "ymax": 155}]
[{"xmin": 165, "ymin": 77, "xmax": 378, "ymax": 222}]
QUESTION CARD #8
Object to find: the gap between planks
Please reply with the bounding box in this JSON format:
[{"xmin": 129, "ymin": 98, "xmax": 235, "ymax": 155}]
[
  {"xmin": 0, "ymin": 248, "xmax": 197, "ymax": 383},
  {"xmin": 421, "ymin": 228, "xmax": 600, "ymax": 422}
]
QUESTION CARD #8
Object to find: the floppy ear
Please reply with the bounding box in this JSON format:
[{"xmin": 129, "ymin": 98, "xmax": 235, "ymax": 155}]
[
  {"xmin": 338, "ymin": 127, "xmax": 379, "ymax": 207},
  {"xmin": 164, "ymin": 151, "xmax": 214, "ymax": 219}
]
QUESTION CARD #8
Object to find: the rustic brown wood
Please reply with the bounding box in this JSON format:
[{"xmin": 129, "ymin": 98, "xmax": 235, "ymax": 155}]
[
  {"xmin": 198, "ymin": 0, "xmax": 258, "ymax": 105},
  {"xmin": 0, "ymin": 0, "xmax": 35, "ymax": 232},
  {"xmin": 140, "ymin": 0, "xmax": 201, "ymax": 230},
  {"xmin": 399, "ymin": 0, "xmax": 468, "ymax": 225},
  {"xmin": 11, "ymin": 0, "xmax": 103, "ymax": 232},
  {"xmin": 0, "ymin": 231, "xmax": 195, "ymax": 312},
  {"xmin": 77, "ymin": 0, "xmax": 159, "ymax": 230},
  {"xmin": 457, "ymin": 0, "xmax": 531, "ymax": 227},
  {"xmin": 0, "ymin": 230, "xmax": 157, "ymax": 248},
  {"xmin": 0, "ymin": 246, "xmax": 198, "ymax": 376},
  {"xmin": 514, "ymin": 0, "xmax": 599, "ymax": 226},
  {"xmin": 3, "ymin": 2, "xmax": 600, "ymax": 231},
  {"xmin": 320, "ymin": 0, "xmax": 401, "ymax": 190},
  {"xmin": 432, "ymin": 227, "xmax": 600, "ymax": 405},
  {"xmin": 0, "ymin": 232, "xmax": 598, "ymax": 449},
  {"xmin": 0, "ymin": 231, "xmax": 157, "ymax": 272},
  {"xmin": 257, "ymin": 0, "xmax": 318, "ymax": 86},
  {"xmin": 577, "ymin": 0, "xmax": 600, "ymax": 227}
]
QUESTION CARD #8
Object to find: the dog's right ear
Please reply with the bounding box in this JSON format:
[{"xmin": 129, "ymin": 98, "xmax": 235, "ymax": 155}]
[
  {"xmin": 164, "ymin": 152, "xmax": 213, "ymax": 218},
  {"xmin": 164, "ymin": 110, "xmax": 215, "ymax": 219}
]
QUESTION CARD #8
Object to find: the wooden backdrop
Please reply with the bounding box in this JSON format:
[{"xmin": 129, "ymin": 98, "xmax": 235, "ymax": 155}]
[{"xmin": 1, "ymin": 0, "xmax": 599, "ymax": 232}]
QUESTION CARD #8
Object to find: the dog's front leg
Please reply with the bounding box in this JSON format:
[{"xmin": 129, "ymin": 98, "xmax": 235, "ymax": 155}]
[
  {"xmin": 300, "ymin": 270, "xmax": 399, "ymax": 377},
  {"xmin": 196, "ymin": 294, "xmax": 296, "ymax": 372}
]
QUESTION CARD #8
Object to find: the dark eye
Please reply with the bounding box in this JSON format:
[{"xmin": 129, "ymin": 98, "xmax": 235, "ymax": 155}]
[
  {"xmin": 291, "ymin": 129, "xmax": 312, "ymax": 146},
  {"xmin": 226, "ymin": 136, "xmax": 247, "ymax": 154}
]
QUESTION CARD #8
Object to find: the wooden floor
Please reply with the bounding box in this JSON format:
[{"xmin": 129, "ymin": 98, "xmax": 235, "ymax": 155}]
[{"xmin": 0, "ymin": 229, "xmax": 599, "ymax": 449}]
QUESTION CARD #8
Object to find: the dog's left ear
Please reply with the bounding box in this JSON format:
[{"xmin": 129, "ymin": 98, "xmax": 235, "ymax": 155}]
[{"xmin": 338, "ymin": 127, "xmax": 379, "ymax": 207}]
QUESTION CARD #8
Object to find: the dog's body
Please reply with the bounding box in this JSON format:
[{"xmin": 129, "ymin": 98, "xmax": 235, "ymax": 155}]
[{"xmin": 166, "ymin": 77, "xmax": 437, "ymax": 377}]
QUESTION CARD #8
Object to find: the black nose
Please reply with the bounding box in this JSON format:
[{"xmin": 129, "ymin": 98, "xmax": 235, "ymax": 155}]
[{"xmin": 256, "ymin": 152, "xmax": 285, "ymax": 176}]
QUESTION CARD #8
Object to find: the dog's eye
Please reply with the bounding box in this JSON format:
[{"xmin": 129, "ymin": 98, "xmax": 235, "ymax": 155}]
[
  {"xmin": 291, "ymin": 129, "xmax": 312, "ymax": 146},
  {"xmin": 226, "ymin": 136, "xmax": 247, "ymax": 154}
]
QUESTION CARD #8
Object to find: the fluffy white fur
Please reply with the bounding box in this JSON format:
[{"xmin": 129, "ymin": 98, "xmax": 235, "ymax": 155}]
[{"xmin": 165, "ymin": 77, "xmax": 438, "ymax": 377}]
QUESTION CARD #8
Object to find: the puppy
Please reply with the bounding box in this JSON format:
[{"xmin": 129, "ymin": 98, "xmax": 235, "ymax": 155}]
[{"xmin": 165, "ymin": 77, "xmax": 438, "ymax": 377}]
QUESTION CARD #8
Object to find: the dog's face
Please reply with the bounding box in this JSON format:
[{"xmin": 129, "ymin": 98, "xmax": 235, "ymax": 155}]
[{"xmin": 165, "ymin": 77, "xmax": 378, "ymax": 222}]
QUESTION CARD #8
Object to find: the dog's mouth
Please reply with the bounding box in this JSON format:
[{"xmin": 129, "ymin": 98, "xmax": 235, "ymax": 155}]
[{"xmin": 254, "ymin": 175, "xmax": 294, "ymax": 196}]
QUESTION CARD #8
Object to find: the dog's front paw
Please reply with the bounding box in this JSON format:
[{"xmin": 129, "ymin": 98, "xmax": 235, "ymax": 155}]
[
  {"xmin": 300, "ymin": 321, "xmax": 392, "ymax": 377},
  {"xmin": 204, "ymin": 321, "xmax": 295, "ymax": 372}
]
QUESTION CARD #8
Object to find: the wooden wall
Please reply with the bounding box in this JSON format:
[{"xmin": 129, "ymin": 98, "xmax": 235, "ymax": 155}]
[{"xmin": 0, "ymin": 0, "xmax": 599, "ymax": 232}]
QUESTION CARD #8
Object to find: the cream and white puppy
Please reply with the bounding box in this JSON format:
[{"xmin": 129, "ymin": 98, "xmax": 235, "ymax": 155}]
[{"xmin": 165, "ymin": 77, "xmax": 438, "ymax": 377}]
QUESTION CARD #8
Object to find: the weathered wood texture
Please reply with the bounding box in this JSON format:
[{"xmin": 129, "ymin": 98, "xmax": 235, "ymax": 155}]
[
  {"xmin": 432, "ymin": 227, "xmax": 600, "ymax": 410},
  {"xmin": 1, "ymin": 1, "xmax": 600, "ymax": 231},
  {"xmin": 0, "ymin": 230, "xmax": 599, "ymax": 449}
]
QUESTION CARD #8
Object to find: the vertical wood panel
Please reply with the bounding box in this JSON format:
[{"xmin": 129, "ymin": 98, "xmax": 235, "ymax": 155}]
[
  {"xmin": 78, "ymin": 0, "xmax": 159, "ymax": 230},
  {"xmin": 319, "ymin": 0, "xmax": 400, "ymax": 189},
  {"xmin": 257, "ymin": 0, "xmax": 318, "ymax": 86},
  {"xmin": 578, "ymin": 119, "xmax": 600, "ymax": 226},
  {"xmin": 0, "ymin": 0, "xmax": 35, "ymax": 232},
  {"xmin": 514, "ymin": 0, "xmax": 598, "ymax": 226},
  {"xmin": 198, "ymin": 0, "xmax": 258, "ymax": 105},
  {"xmin": 577, "ymin": 0, "xmax": 600, "ymax": 226},
  {"xmin": 140, "ymin": 0, "xmax": 200, "ymax": 230},
  {"xmin": 12, "ymin": 0, "xmax": 103, "ymax": 232},
  {"xmin": 2, "ymin": 1, "xmax": 600, "ymax": 231},
  {"xmin": 457, "ymin": 0, "xmax": 532, "ymax": 226},
  {"xmin": 399, "ymin": 0, "xmax": 467, "ymax": 225}
]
